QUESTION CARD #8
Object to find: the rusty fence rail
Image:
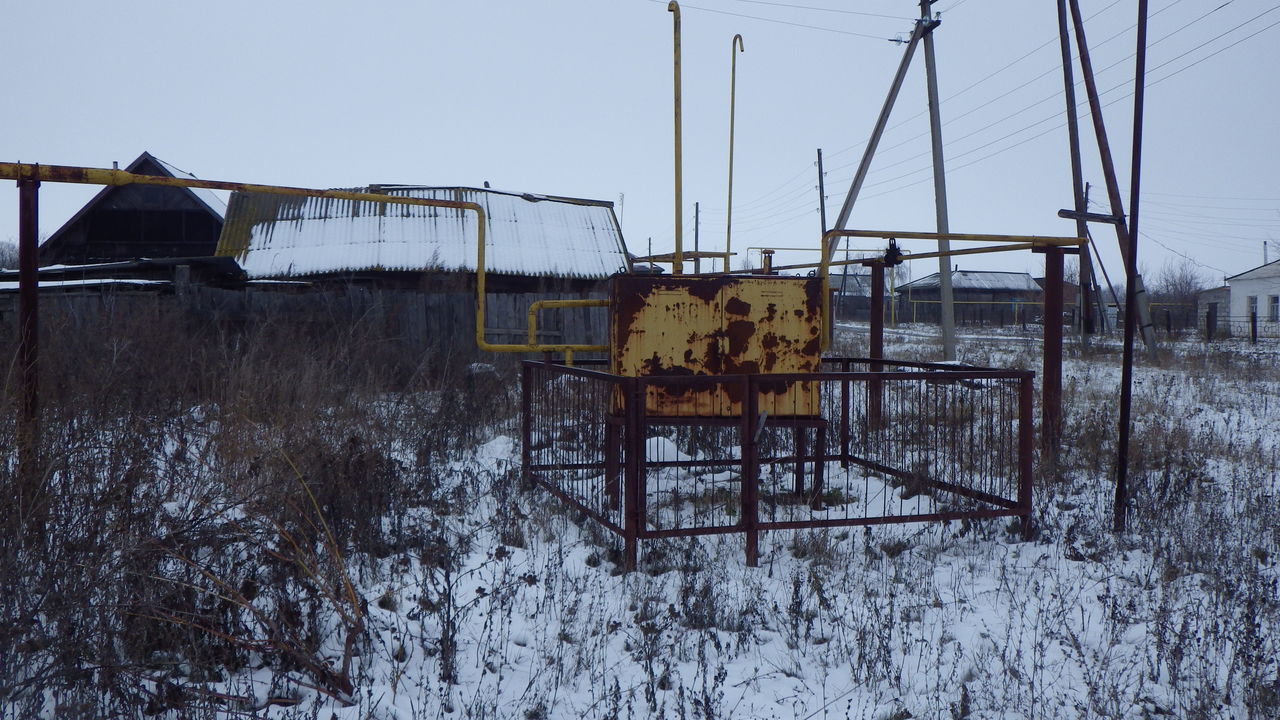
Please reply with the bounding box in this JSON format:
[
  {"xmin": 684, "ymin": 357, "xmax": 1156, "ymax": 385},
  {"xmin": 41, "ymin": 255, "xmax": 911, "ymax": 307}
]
[{"xmin": 522, "ymin": 358, "xmax": 1034, "ymax": 569}]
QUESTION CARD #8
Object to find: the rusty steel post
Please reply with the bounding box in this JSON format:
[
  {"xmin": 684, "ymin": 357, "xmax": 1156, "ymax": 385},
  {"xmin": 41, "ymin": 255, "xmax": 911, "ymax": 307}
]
[
  {"xmin": 605, "ymin": 421, "xmax": 621, "ymax": 511},
  {"xmin": 17, "ymin": 173, "xmax": 41, "ymax": 529},
  {"xmin": 793, "ymin": 426, "xmax": 806, "ymax": 497},
  {"xmin": 839, "ymin": 358, "xmax": 851, "ymax": 467},
  {"xmin": 868, "ymin": 263, "xmax": 885, "ymax": 430},
  {"xmin": 741, "ymin": 375, "xmax": 760, "ymax": 567},
  {"xmin": 1042, "ymin": 247, "xmax": 1065, "ymax": 456},
  {"xmin": 1018, "ymin": 374, "xmax": 1035, "ymax": 540},
  {"xmin": 521, "ymin": 363, "xmax": 534, "ymax": 489},
  {"xmin": 623, "ymin": 377, "xmax": 644, "ymax": 571}
]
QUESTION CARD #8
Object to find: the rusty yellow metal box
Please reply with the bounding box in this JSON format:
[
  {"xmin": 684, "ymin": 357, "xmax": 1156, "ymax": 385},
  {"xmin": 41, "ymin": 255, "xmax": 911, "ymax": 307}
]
[{"xmin": 609, "ymin": 274, "xmax": 822, "ymax": 417}]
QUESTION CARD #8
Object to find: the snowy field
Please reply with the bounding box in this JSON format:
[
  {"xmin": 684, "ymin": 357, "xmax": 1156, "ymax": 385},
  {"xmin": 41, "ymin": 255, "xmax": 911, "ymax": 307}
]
[{"xmin": 4, "ymin": 324, "xmax": 1278, "ymax": 719}]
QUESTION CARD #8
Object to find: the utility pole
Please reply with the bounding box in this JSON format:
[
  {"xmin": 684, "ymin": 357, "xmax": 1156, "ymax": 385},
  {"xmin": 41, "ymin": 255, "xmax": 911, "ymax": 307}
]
[
  {"xmin": 694, "ymin": 201, "xmax": 701, "ymax": 274},
  {"xmin": 1067, "ymin": 0, "xmax": 1157, "ymax": 360},
  {"xmin": 821, "ymin": 148, "xmax": 846, "ymax": 313},
  {"xmin": 1115, "ymin": 0, "xmax": 1151, "ymax": 534},
  {"xmin": 1056, "ymin": 0, "xmax": 1093, "ymax": 341},
  {"xmin": 921, "ymin": 0, "xmax": 956, "ymax": 361}
]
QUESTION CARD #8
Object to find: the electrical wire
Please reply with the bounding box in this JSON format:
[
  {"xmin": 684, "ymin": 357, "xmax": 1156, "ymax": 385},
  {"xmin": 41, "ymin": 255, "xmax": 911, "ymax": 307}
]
[{"xmin": 654, "ymin": 0, "xmax": 902, "ymax": 40}]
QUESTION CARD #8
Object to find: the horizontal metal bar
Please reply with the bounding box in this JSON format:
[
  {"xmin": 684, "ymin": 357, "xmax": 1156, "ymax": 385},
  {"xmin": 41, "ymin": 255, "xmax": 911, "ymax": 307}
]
[
  {"xmin": 531, "ymin": 478, "xmax": 624, "ymax": 536},
  {"xmin": 757, "ymin": 507, "xmax": 1024, "ymax": 532}
]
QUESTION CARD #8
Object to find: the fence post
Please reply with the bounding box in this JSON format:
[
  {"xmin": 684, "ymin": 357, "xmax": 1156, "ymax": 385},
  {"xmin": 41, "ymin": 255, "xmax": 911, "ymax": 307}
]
[
  {"xmin": 623, "ymin": 377, "xmax": 644, "ymax": 572},
  {"xmin": 17, "ymin": 174, "xmax": 42, "ymax": 536},
  {"xmin": 741, "ymin": 375, "xmax": 760, "ymax": 567},
  {"xmin": 1205, "ymin": 305, "xmax": 1216, "ymax": 342},
  {"xmin": 839, "ymin": 358, "xmax": 851, "ymax": 467},
  {"xmin": 1251, "ymin": 312, "xmax": 1258, "ymax": 344},
  {"xmin": 1018, "ymin": 373, "xmax": 1035, "ymax": 540},
  {"xmin": 869, "ymin": 264, "xmax": 885, "ymax": 430},
  {"xmin": 521, "ymin": 363, "xmax": 533, "ymax": 489}
]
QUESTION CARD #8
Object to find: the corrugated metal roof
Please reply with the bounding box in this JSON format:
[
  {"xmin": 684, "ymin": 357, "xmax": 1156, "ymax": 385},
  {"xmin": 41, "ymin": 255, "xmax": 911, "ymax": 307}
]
[
  {"xmin": 896, "ymin": 270, "xmax": 1041, "ymax": 293},
  {"xmin": 217, "ymin": 186, "xmax": 629, "ymax": 280}
]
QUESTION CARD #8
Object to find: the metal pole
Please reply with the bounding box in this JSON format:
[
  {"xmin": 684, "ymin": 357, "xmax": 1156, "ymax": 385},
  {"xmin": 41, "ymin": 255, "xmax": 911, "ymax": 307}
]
[
  {"xmin": 1018, "ymin": 374, "xmax": 1035, "ymax": 540},
  {"xmin": 741, "ymin": 375, "xmax": 760, "ymax": 567},
  {"xmin": 1067, "ymin": 0, "xmax": 1157, "ymax": 359},
  {"xmin": 830, "ymin": 21, "xmax": 926, "ymax": 258},
  {"xmin": 1115, "ymin": 0, "xmax": 1149, "ymax": 535},
  {"xmin": 920, "ymin": 0, "xmax": 956, "ymax": 361},
  {"xmin": 726, "ymin": 33, "xmax": 744, "ymax": 274},
  {"xmin": 868, "ymin": 263, "xmax": 885, "ymax": 431},
  {"xmin": 669, "ymin": 1, "xmax": 684, "ymax": 275},
  {"xmin": 1042, "ymin": 247, "xmax": 1065, "ymax": 456},
  {"xmin": 17, "ymin": 172, "xmax": 41, "ymax": 531},
  {"xmin": 1057, "ymin": 0, "xmax": 1093, "ymax": 337}
]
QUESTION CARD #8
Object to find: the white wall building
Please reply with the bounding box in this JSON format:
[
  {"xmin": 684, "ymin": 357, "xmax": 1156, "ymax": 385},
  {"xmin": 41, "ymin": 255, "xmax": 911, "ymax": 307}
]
[{"xmin": 1226, "ymin": 259, "xmax": 1280, "ymax": 336}]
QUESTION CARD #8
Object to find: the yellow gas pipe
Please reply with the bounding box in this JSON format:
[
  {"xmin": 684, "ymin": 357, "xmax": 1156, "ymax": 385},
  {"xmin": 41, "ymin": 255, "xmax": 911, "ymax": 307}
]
[
  {"xmin": 726, "ymin": 33, "xmax": 744, "ymax": 274},
  {"xmin": 669, "ymin": 1, "xmax": 683, "ymax": 276}
]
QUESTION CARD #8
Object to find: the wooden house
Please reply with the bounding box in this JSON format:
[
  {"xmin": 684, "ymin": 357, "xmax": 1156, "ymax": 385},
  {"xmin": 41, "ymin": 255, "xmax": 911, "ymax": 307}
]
[
  {"xmin": 39, "ymin": 152, "xmax": 226, "ymax": 266},
  {"xmin": 215, "ymin": 185, "xmax": 632, "ymax": 351}
]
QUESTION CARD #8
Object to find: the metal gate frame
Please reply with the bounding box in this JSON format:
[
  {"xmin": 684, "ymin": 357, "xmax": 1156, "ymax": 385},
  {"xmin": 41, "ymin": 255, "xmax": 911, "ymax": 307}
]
[{"xmin": 522, "ymin": 358, "xmax": 1034, "ymax": 570}]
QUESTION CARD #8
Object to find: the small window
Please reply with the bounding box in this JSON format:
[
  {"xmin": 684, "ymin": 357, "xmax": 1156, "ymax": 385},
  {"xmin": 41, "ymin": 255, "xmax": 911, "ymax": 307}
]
[
  {"xmin": 1247, "ymin": 296, "xmax": 1258, "ymax": 318},
  {"xmin": 1270, "ymin": 295, "xmax": 1279, "ymax": 323}
]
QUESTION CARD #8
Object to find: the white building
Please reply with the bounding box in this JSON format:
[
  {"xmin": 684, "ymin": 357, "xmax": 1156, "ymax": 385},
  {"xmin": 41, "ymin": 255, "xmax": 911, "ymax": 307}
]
[{"xmin": 1226, "ymin": 259, "xmax": 1280, "ymax": 336}]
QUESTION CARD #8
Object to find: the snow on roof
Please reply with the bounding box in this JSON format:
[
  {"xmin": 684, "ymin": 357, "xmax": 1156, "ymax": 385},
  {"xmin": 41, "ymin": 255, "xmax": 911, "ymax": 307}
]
[
  {"xmin": 0, "ymin": 278, "xmax": 166, "ymax": 292},
  {"xmin": 897, "ymin": 270, "xmax": 1041, "ymax": 293},
  {"xmin": 217, "ymin": 186, "xmax": 629, "ymax": 280},
  {"xmin": 153, "ymin": 156, "xmax": 227, "ymax": 220}
]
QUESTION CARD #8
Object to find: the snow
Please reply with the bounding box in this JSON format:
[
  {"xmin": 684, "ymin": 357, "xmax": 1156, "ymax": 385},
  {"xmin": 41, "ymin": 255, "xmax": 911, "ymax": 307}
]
[
  {"xmin": 41, "ymin": 328, "xmax": 1279, "ymax": 719},
  {"xmin": 229, "ymin": 187, "xmax": 629, "ymax": 280}
]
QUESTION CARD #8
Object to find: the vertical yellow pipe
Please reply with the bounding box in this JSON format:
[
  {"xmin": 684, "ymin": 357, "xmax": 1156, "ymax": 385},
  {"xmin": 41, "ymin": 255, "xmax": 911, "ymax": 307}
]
[
  {"xmin": 726, "ymin": 34, "xmax": 744, "ymax": 274},
  {"xmin": 669, "ymin": 1, "xmax": 684, "ymax": 275}
]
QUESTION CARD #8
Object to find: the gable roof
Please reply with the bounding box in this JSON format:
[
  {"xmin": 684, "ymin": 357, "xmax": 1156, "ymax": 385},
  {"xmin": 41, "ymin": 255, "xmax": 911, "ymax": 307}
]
[
  {"xmin": 897, "ymin": 270, "xmax": 1041, "ymax": 293},
  {"xmin": 216, "ymin": 185, "xmax": 630, "ymax": 280},
  {"xmin": 44, "ymin": 152, "xmax": 225, "ymax": 246},
  {"xmin": 1226, "ymin": 258, "xmax": 1280, "ymax": 282}
]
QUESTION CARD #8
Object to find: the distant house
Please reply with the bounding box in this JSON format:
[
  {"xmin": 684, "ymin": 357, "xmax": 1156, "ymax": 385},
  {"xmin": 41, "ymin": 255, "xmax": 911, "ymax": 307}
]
[
  {"xmin": 39, "ymin": 152, "xmax": 226, "ymax": 266},
  {"xmin": 895, "ymin": 270, "xmax": 1042, "ymax": 325},
  {"xmin": 831, "ymin": 269, "xmax": 892, "ymax": 321},
  {"xmin": 1197, "ymin": 285, "xmax": 1231, "ymax": 338},
  {"xmin": 1225, "ymin": 259, "xmax": 1280, "ymax": 336},
  {"xmin": 215, "ymin": 185, "xmax": 632, "ymax": 347}
]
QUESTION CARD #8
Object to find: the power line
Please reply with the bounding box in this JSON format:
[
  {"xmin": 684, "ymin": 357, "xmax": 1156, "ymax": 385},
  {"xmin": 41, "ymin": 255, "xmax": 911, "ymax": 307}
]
[
  {"xmin": 655, "ymin": 0, "xmax": 902, "ymax": 40},
  {"xmin": 729, "ymin": 0, "xmax": 911, "ymax": 21}
]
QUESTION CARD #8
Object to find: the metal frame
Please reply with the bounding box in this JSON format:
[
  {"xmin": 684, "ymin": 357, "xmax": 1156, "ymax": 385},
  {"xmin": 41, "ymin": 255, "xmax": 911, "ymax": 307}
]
[{"xmin": 523, "ymin": 358, "xmax": 1034, "ymax": 570}]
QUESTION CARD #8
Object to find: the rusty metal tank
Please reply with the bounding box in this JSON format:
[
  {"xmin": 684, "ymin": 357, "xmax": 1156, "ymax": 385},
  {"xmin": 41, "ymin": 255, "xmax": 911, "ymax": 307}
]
[{"xmin": 609, "ymin": 274, "xmax": 822, "ymax": 417}]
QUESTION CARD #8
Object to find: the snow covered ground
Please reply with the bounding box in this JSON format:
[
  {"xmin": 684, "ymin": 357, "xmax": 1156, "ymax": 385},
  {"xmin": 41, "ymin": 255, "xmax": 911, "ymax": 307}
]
[{"xmin": 6, "ymin": 325, "xmax": 1278, "ymax": 719}]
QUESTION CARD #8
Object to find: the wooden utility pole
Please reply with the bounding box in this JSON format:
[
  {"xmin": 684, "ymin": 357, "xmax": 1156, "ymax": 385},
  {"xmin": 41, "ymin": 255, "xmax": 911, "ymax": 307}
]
[
  {"xmin": 1056, "ymin": 0, "xmax": 1093, "ymax": 341},
  {"xmin": 1066, "ymin": 0, "xmax": 1157, "ymax": 359},
  {"xmin": 1115, "ymin": 0, "xmax": 1151, "ymax": 534}
]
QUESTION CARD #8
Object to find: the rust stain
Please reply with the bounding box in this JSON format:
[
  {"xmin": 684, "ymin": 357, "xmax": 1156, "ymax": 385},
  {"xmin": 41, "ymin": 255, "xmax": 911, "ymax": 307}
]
[
  {"xmin": 725, "ymin": 297, "xmax": 752, "ymax": 316},
  {"xmin": 725, "ymin": 319, "xmax": 754, "ymax": 357}
]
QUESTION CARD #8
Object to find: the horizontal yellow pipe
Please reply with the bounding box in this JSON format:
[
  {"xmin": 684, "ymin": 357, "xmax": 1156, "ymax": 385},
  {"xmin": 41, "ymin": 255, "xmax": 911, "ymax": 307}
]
[
  {"xmin": 527, "ymin": 299, "xmax": 610, "ymax": 346},
  {"xmin": 0, "ymin": 161, "xmax": 611, "ymax": 358}
]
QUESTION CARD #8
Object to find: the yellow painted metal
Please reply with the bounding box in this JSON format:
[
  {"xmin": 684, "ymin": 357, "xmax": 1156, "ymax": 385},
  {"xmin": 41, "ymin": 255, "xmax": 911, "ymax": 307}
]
[
  {"xmin": 0, "ymin": 161, "xmax": 609, "ymax": 358},
  {"xmin": 610, "ymin": 275, "xmax": 822, "ymax": 417},
  {"xmin": 669, "ymin": 1, "xmax": 684, "ymax": 275},
  {"xmin": 725, "ymin": 33, "xmax": 744, "ymax": 275}
]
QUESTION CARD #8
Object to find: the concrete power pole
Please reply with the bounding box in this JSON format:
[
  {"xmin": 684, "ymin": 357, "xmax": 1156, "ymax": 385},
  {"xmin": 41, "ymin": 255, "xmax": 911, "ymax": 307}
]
[{"xmin": 921, "ymin": 0, "xmax": 956, "ymax": 360}]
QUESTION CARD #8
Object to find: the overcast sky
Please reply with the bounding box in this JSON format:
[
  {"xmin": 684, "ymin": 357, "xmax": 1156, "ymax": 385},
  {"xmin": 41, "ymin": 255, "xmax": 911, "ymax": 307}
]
[{"xmin": 4, "ymin": 0, "xmax": 1278, "ymax": 286}]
